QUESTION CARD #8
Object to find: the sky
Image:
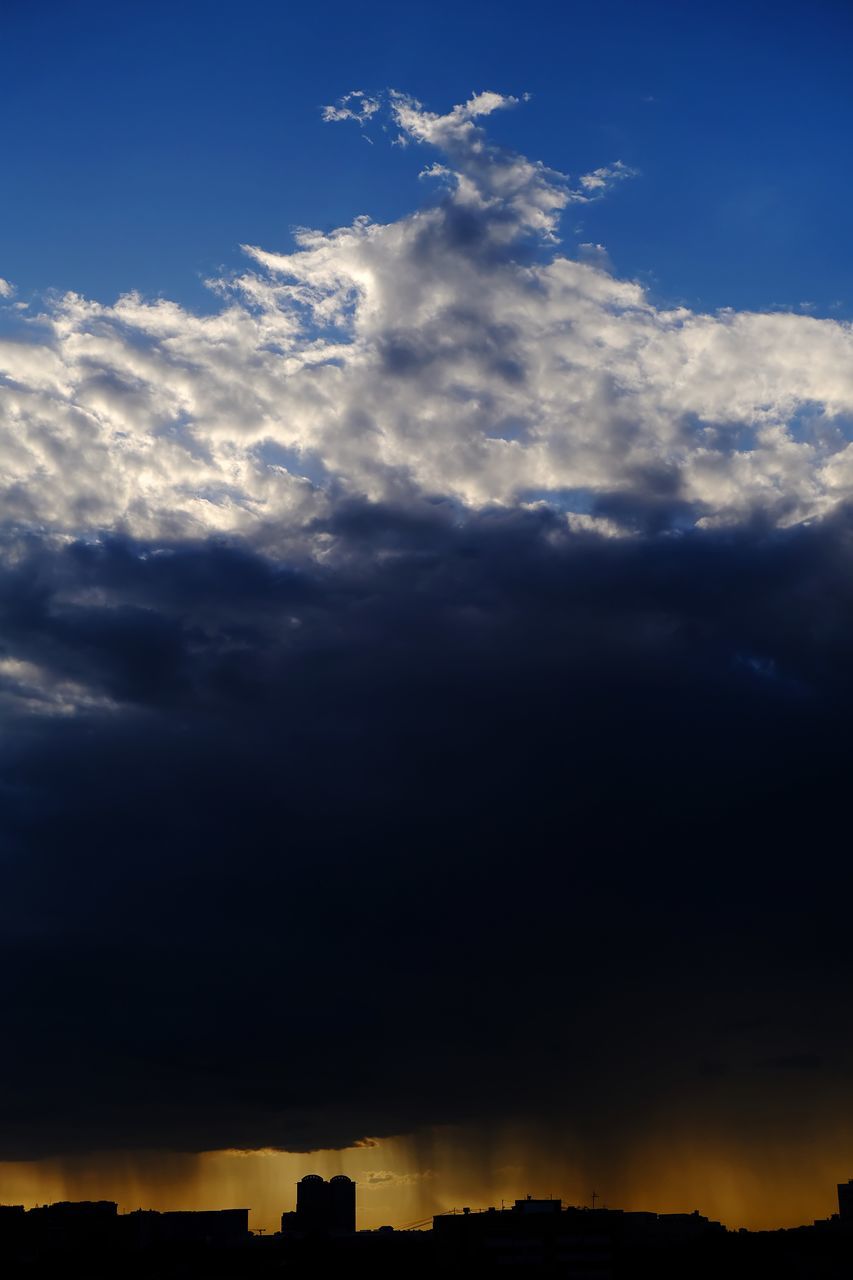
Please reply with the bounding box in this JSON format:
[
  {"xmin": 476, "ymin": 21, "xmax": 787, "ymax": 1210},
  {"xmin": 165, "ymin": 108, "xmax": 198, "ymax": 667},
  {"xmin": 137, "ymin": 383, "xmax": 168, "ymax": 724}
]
[{"xmin": 2, "ymin": 0, "xmax": 853, "ymax": 1235}]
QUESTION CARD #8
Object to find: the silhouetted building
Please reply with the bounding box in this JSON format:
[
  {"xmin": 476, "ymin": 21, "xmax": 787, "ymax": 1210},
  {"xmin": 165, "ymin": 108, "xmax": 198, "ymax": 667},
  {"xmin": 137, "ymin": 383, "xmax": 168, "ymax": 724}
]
[
  {"xmin": 296, "ymin": 1174, "xmax": 329, "ymax": 1234},
  {"xmin": 433, "ymin": 1200, "xmax": 724, "ymax": 1272},
  {"xmin": 839, "ymin": 1180, "xmax": 853, "ymax": 1221},
  {"xmin": 26, "ymin": 1200, "xmax": 118, "ymax": 1248},
  {"xmin": 282, "ymin": 1174, "xmax": 356, "ymax": 1236},
  {"xmin": 434, "ymin": 1201, "xmax": 610, "ymax": 1272},
  {"xmin": 122, "ymin": 1208, "xmax": 249, "ymax": 1247},
  {"xmin": 329, "ymin": 1174, "xmax": 356, "ymax": 1233},
  {"xmin": 513, "ymin": 1196, "xmax": 562, "ymax": 1215},
  {"xmin": 27, "ymin": 1200, "xmax": 117, "ymax": 1224},
  {"xmin": 0, "ymin": 1205, "xmax": 25, "ymax": 1248}
]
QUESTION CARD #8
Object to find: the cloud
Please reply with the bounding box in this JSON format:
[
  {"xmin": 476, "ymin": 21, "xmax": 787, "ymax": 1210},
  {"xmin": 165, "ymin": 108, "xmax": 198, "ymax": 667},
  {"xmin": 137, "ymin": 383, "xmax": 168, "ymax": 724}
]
[
  {"xmin": 365, "ymin": 1170, "xmax": 433, "ymax": 1188},
  {"xmin": 0, "ymin": 505, "xmax": 853, "ymax": 1159},
  {"xmin": 577, "ymin": 242, "xmax": 613, "ymax": 271},
  {"xmin": 0, "ymin": 91, "xmax": 851, "ymax": 546},
  {"xmin": 578, "ymin": 160, "xmax": 637, "ymax": 195},
  {"xmin": 320, "ymin": 90, "xmax": 381, "ymax": 124},
  {"xmin": 0, "ymin": 278, "xmax": 15, "ymax": 299},
  {"xmin": 1, "ymin": 93, "xmax": 853, "ymax": 1171}
]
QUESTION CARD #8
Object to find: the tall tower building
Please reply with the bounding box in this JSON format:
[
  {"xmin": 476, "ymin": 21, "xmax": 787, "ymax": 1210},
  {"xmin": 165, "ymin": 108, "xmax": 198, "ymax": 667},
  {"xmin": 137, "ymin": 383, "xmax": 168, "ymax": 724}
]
[
  {"xmin": 296, "ymin": 1174, "xmax": 329, "ymax": 1234},
  {"xmin": 329, "ymin": 1175, "xmax": 356, "ymax": 1234},
  {"xmin": 283, "ymin": 1174, "xmax": 357, "ymax": 1235}
]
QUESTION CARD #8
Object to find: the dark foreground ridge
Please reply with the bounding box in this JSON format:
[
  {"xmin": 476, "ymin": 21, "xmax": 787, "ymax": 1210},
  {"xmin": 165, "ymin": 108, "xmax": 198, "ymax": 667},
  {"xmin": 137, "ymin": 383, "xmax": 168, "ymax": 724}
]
[{"xmin": 4, "ymin": 1176, "xmax": 853, "ymax": 1277}]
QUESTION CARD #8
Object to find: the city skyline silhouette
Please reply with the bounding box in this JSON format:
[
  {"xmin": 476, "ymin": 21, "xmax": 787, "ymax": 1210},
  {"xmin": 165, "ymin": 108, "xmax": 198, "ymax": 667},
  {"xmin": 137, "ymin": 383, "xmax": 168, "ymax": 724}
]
[{"xmin": 5, "ymin": 1174, "xmax": 853, "ymax": 1276}]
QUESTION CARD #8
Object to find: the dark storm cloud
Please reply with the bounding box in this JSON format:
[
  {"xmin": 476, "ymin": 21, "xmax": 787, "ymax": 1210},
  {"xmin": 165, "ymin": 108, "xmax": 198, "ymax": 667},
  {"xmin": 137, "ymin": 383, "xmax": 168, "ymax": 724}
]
[{"xmin": 2, "ymin": 502, "xmax": 853, "ymax": 1159}]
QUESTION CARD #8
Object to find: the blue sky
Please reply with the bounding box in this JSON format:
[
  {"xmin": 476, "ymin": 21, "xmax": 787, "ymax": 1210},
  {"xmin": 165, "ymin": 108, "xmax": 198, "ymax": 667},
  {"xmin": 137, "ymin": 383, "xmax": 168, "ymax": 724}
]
[{"xmin": 4, "ymin": 0, "xmax": 852, "ymax": 317}]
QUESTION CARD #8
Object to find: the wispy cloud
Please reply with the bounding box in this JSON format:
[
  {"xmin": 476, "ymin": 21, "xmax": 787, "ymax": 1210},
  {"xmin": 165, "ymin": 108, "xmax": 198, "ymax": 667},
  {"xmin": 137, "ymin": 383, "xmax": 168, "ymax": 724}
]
[
  {"xmin": 578, "ymin": 159, "xmax": 637, "ymax": 195},
  {"xmin": 320, "ymin": 89, "xmax": 381, "ymax": 124},
  {"xmin": 364, "ymin": 1169, "xmax": 434, "ymax": 1188}
]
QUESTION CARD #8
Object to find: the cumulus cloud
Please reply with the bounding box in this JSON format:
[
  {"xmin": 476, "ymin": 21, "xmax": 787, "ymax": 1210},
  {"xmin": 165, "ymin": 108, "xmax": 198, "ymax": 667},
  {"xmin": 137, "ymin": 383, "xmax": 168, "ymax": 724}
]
[
  {"xmin": 1, "ymin": 91, "xmax": 851, "ymax": 554},
  {"xmin": 0, "ymin": 278, "xmax": 16, "ymax": 299}
]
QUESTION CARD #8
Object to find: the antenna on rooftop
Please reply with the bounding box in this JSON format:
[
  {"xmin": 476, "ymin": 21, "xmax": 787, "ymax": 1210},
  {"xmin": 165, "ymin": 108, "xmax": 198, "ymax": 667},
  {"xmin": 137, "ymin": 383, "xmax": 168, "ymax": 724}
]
[{"xmin": 591, "ymin": 1190, "xmax": 598, "ymax": 1210}]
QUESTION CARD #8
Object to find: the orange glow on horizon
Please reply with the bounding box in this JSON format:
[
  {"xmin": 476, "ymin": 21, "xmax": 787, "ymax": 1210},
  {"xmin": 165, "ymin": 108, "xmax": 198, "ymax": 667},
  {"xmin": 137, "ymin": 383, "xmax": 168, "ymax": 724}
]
[{"xmin": 1, "ymin": 1123, "xmax": 852, "ymax": 1235}]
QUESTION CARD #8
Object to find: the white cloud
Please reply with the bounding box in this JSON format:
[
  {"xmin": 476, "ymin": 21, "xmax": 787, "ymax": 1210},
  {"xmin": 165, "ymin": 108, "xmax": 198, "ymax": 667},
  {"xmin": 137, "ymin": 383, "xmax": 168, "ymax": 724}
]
[
  {"xmin": 0, "ymin": 92, "xmax": 852, "ymax": 548},
  {"xmin": 578, "ymin": 160, "xmax": 637, "ymax": 196},
  {"xmin": 0, "ymin": 278, "xmax": 16, "ymax": 299},
  {"xmin": 577, "ymin": 242, "xmax": 613, "ymax": 271},
  {"xmin": 321, "ymin": 90, "xmax": 381, "ymax": 125}
]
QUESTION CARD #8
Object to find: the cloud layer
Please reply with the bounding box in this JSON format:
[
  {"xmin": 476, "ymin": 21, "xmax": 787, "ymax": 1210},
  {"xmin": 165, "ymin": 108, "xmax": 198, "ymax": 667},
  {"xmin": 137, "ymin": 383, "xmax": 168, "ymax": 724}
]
[
  {"xmin": 1, "ymin": 94, "xmax": 853, "ymax": 1172},
  {"xmin": 2, "ymin": 504, "xmax": 853, "ymax": 1159}
]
